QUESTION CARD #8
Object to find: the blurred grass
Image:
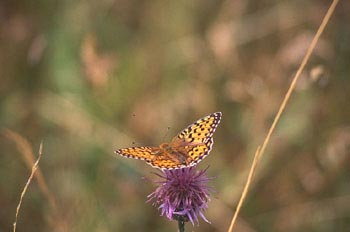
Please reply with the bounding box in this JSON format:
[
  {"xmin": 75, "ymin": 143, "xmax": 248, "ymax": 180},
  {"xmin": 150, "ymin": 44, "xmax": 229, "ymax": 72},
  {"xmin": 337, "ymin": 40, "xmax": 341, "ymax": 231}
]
[{"xmin": 1, "ymin": 0, "xmax": 350, "ymax": 231}]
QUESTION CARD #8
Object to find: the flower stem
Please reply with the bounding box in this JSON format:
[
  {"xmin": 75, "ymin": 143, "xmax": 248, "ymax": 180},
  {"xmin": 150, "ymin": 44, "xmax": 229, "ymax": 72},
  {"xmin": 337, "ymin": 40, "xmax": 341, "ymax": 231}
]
[{"xmin": 177, "ymin": 217, "xmax": 185, "ymax": 232}]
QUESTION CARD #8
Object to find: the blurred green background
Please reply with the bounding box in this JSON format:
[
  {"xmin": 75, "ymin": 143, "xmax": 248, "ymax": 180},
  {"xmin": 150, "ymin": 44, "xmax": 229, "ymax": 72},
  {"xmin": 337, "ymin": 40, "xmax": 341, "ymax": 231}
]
[{"xmin": 1, "ymin": 0, "xmax": 349, "ymax": 231}]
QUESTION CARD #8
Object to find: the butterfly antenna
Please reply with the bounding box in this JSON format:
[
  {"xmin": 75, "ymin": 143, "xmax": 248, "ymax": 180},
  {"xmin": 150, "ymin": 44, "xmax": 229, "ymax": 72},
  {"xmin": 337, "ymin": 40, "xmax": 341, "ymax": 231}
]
[
  {"xmin": 131, "ymin": 141, "xmax": 142, "ymax": 146},
  {"xmin": 161, "ymin": 126, "xmax": 171, "ymax": 142}
]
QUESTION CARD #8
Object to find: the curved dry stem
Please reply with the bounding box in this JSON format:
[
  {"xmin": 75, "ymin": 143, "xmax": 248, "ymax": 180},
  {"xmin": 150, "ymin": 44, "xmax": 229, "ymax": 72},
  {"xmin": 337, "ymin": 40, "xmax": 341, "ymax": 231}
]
[
  {"xmin": 227, "ymin": 0, "xmax": 339, "ymax": 231},
  {"xmin": 13, "ymin": 141, "xmax": 44, "ymax": 232},
  {"xmin": 4, "ymin": 129, "xmax": 60, "ymax": 213},
  {"xmin": 4, "ymin": 129, "xmax": 67, "ymax": 231}
]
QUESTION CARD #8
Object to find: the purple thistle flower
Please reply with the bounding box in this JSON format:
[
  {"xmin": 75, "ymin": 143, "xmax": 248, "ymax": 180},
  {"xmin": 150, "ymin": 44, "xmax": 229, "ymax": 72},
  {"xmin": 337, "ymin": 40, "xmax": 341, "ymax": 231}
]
[{"xmin": 147, "ymin": 167, "xmax": 212, "ymax": 226}]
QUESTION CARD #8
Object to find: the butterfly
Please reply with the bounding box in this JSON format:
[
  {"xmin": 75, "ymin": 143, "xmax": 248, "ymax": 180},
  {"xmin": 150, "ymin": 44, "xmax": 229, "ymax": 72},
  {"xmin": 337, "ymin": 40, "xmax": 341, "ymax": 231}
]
[{"xmin": 114, "ymin": 112, "xmax": 222, "ymax": 170}]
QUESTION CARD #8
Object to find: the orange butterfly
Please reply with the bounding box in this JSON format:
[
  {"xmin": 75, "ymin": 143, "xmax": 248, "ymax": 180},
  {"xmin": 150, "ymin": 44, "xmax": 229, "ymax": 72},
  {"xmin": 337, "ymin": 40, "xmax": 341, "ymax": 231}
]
[{"xmin": 114, "ymin": 112, "xmax": 221, "ymax": 170}]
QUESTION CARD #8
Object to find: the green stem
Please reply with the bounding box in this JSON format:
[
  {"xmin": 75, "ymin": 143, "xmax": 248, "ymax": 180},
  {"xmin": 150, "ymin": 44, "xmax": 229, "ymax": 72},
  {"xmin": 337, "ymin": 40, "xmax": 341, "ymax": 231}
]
[{"xmin": 178, "ymin": 218, "xmax": 185, "ymax": 232}]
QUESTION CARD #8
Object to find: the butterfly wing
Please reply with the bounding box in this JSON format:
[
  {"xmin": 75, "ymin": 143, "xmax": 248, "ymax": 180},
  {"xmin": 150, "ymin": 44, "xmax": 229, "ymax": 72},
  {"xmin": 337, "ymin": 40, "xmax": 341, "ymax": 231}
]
[
  {"xmin": 172, "ymin": 112, "xmax": 222, "ymax": 166},
  {"xmin": 175, "ymin": 112, "xmax": 222, "ymax": 144},
  {"xmin": 115, "ymin": 146, "xmax": 157, "ymax": 162},
  {"xmin": 115, "ymin": 146, "xmax": 186, "ymax": 169},
  {"xmin": 148, "ymin": 153, "xmax": 187, "ymax": 170}
]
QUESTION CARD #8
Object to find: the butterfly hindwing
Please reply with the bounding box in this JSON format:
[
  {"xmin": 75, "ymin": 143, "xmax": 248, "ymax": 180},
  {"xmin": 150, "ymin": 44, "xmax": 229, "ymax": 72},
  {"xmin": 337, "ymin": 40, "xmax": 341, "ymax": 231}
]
[
  {"xmin": 184, "ymin": 137, "xmax": 213, "ymax": 166},
  {"xmin": 148, "ymin": 157, "xmax": 186, "ymax": 170}
]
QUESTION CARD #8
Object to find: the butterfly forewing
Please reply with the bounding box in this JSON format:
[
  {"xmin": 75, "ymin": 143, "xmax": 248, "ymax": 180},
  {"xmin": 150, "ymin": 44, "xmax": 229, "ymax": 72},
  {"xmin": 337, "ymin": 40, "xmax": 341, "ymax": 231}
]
[
  {"xmin": 175, "ymin": 112, "xmax": 222, "ymax": 144},
  {"xmin": 115, "ymin": 146, "xmax": 186, "ymax": 169},
  {"xmin": 115, "ymin": 146, "xmax": 158, "ymax": 162}
]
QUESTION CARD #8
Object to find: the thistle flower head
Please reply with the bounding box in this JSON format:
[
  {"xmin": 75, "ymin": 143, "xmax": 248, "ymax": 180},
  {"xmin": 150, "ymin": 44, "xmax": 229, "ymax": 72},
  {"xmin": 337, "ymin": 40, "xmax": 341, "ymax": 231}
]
[{"xmin": 147, "ymin": 167, "xmax": 212, "ymax": 225}]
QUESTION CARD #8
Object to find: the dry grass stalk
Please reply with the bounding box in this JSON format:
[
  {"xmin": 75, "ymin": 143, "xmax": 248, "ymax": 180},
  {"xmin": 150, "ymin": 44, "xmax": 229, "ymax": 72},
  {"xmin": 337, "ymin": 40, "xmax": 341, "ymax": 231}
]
[
  {"xmin": 4, "ymin": 129, "xmax": 67, "ymax": 232},
  {"xmin": 227, "ymin": 0, "xmax": 339, "ymax": 231},
  {"xmin": 13, "ymin": 141, "xmax": 43, "ymax": 232},
  {"xmin": 4, "ymin": 129, "xmax": 59, "ymax": 212}
]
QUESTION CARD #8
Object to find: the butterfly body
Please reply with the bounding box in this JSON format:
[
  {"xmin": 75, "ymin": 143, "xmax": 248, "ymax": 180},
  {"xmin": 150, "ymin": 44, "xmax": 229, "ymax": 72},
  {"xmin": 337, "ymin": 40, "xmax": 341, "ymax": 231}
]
[
  {"xmin": 158, "ymin": 143, "xmax": 187, "ymax": 163},
  {"xmin": 115, "ymin": 112, "xmax": 222, "ymax": 170}
]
